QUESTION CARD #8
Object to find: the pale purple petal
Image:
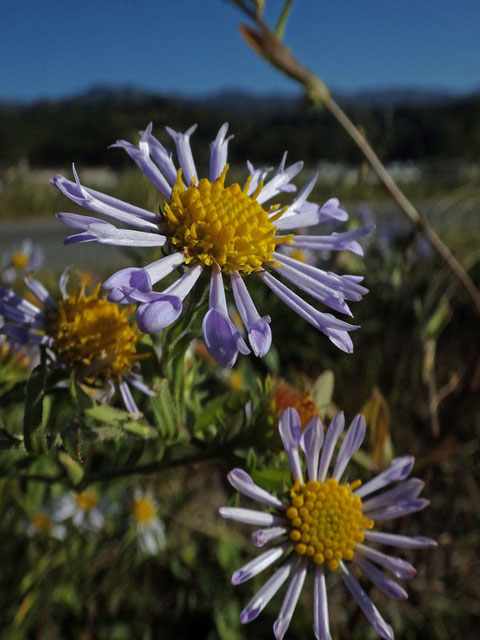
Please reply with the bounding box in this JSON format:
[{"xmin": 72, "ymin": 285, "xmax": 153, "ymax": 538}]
[
  {"xmin": 340, "ymin": 562, "xmax": 394, "ymax": 640},
  {"xmin": 210, "ymin": 122, "xmax": 233, "ymax": 181},
  {"xmin": 143, "ymin": 252, "xmax": 185, "ymax": 285},
  {"xmin": 126, "ymin": 375, "xmax": 155, "ymax": 397},
  {"xmin": 64, "ymin": 231, "xmax": 98, "ymax": 245},
  {"xmin": 135, "ymin": 265, "xmax": 201, "ymax": 330},
  {"xmin": 278, "ymin": 408, "xmax": 303, "ymax": 483},
  {"xmin": 355, "ymin": 544, "xmax": 416, "ymax": 579},
  {"xmin": 24, "ymin": 278, "xmax": 55, "ymax": 308},
  {"xmin": 59, "ymin": 218, "xmax": 97, "ymax": 238},
  {"xmin": 247, "ymin": 161, "xmax": 271, "ymax": 195},
  {"xmin": 202, "ymin": 309, "xmax": 250, "ymax": 366},
  {"xmin": 100, "ymin": 379, "xmax": 116, "ymax": 404},
  {"xmin": 0, "ymin": 303, "xmax": 44, "ymax": 328},
  {"xmin": 2, "ymin": 325, "xmax": 52, "ymax": 347},
  {"xmin": 228, "ymin": 468, "xmax": 286, "ymax": 510},
  {"xmin": 136, "ymin": 296, "xmax": 183, "ymax": 333},
  {"xmin": 256, "ymin": 154, "xmax": 303, "ymax": 204},
  {"xmin": 119, "ymin": 380, "xmax": 140, "ymax": 414},
  {"xmin": 218, "ymin": 507, "xmax": 284, "ymax": 528},
  {"xmin": 300, "ymin": 416, "xmax": 324, "ymax": 482},
  {"xmin": 258, "ymin": 272, "xmax": 357, "ymax": 353},
  {"xmin": 313, "ymin": 565, "xmax": 332, "ymax": 640},
  {"xmin": 313, "ymin": 565, "xmax": 331, "ymax": 640},
  {"xmin": 252, "ymin": 527, "xmax": 289, "ymax": 547},
  {"xmin": 332, "ymin": 414, "xmax": 366, "ymax": 480},
  {"xmin": 166, "ymin": 264, "xmax": 203, "ymax": 299},
  {"xmin": 231, "ymin": 270, "xmax": 271, "ymax": 356},
  {"xmin": 240, "ymin": 557, "xmax": 296, "ymax": 624},
  {"xmin": 166, "ymin": 124, "xmax": 198, "ymax": 185},
  {"xmin": 354, "ymin": 456, "xmax": 414, "ymax": 498},
  {"xmin": 317, "ymin": 198, "xmax": 349, "ymax": 223},
  {"xmin": 270, "ymin": 260, "xmax": 353, "ymax": 316},
  {"xmin": 51, "ymin": 168, "xmax": 159, "ymax": 225},
  {"xmin": 102, "ymin": 267, "xmax": 152, "ymax": 294},
  {"xmin": 353, "ymin": 556, "xmax": 408, "ymax": 600},
  {"xmin": 0, "ymin": 288, "xmax": 43, "ymax": 317},
  {"xmin": 364, "ymin": 499, "xmax": 430, "ymax": 521},
  {"xmin": 144, "ymin": 128, "xmax": 179, "ymax": 186},
  {"xmin": 111, "ymin": 125, "xmax": 172, "ymax": 199},
  {"xmin": 277, "ymin": 182, "xmax": 348, "ymax": 229},
  {"xmin": 273, "ymin": 559, "xmax": 308, "ymax": 640},
  {"xmin": 202, "ymin": 268, "xmax": 249, "ymax": 366},
  {"xmin": 291, "ymin": 226, "xmax": 374, "ymax": 256},
  {"xmin": 274, "ymin": 172, "xmax": 317, "ymax": 225},
  {"xmin": 232, "ymin": 544, "xmax": 288, "ymax": 585},
  {"xmin": 87, "ymin": 223, "xmax": 167, "ymax": 247},
  {"xmin": 318, "ymin": 412, "xmax": 345, "ymax": 482},
  {"xmin": 364, "ymin": 531, "xmax": 437, "ymax": 549},
  {"xmin": 362, "ymin": 478, "xmax": 425, "ymax": 513},
  {"xmin": 272, "ymin": 253, "xmax": 369, "ymax": 301}
]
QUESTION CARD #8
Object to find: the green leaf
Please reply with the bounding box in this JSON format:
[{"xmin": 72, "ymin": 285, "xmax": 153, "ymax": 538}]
[
  {"xmin": 57, "ymin": 451, "xmax": 84, "ymax": 486},
  {"xmin": 85, "ymin": 403, "xmax": 157, "ymax": 439},
  {"xmin": 193, "ymin": 391, "xmax": 250, "ymax": 438},
  {"xmin": 23, "ymin": 364, "xmax": 52, "ymax": 454},
  {"xmin": 251, "ymin": 466, "xmax": 291, "ymax": 493},
  {"xmin": 149, "ymin": 381, "xmax": 180, "ymax": 441}
]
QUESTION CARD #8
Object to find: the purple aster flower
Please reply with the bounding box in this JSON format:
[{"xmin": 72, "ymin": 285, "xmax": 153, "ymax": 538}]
[
  {"xmin": 1, "ymin": 239, "xmax": 45, "ymax": 284},
  {"xmin": 219, "ymin": 408, "xmax": 436, "ymax": 639},
  {"xmin": 0, "ymin": 271, "xmax": 154, "ymax": 414},
  {"xmin": 52, "ymin": 123, "xmax": 372, "ymax": 366}
]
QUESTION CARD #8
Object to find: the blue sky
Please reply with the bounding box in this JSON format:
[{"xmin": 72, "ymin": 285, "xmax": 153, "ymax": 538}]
[{"xmin": 2, "ymin": 0, "xmax": 479, "ymax": 101}]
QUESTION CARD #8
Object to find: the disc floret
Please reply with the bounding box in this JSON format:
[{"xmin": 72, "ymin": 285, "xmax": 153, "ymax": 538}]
[
  {"xmin": 287, "ymin": 477, "xmax": 374, "ymax": 571},
  {"xmin": 74, "ymin": 489, "xmax": 99, "ymax": 512},
  {"xmin": 131, "ymin": 496, "xmax": 156, "ymax": 525},
  {"xmin": 164, "ymin": 166, "xmax": 292, "ymax": 275}
]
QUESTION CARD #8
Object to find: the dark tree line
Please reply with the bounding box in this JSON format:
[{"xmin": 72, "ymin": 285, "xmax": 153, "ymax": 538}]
[{"xmin": 1, "ymin": 91, "xmax": 479, "ymax": 169}]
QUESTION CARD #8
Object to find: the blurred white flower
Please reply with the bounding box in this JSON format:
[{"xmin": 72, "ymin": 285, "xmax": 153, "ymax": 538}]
[{"xmin": 130, "ymin": 491, "xmax": 166, "ymax": 555}]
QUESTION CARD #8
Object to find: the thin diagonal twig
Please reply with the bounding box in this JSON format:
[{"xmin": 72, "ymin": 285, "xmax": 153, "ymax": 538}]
[{"xmin": 231, "ymin": 6, "xmax": 480, "ymax": 315}]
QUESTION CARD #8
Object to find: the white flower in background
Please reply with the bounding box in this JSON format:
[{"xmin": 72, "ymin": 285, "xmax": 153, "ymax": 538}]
[
  {"xmin": 56, "ymin": 488, "xmax": 104, "ymax": 531},
  {"xmin": 130, "ymin": 491, "xmax": 167, "ymax": 555},
  {"xmin": 1, "ymin": 239, "xmax": 44, "ymax": 284},
  {"xmin": 27, "ymin": 510, "xmax": 67, "ymax": 540}
]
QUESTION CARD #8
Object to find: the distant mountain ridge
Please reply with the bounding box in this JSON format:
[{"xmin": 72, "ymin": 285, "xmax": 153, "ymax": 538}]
[{"xmin": 2, "ymin": 82, "xmax": 480, "ymax": 168}]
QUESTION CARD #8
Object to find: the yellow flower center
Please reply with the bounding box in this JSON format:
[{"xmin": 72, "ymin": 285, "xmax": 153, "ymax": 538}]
[
  {"xmin": 131, "ymin": 496, "xmax": 155, "ymax": 525},
  {"xmin": 31, "ymin": 512, "xmax": 52, "ymax": 534},
  {"xmin": 47, "ymin": 284, "xmax": 144, "ymax": 382},
  {"xmin": 11, "ymin": 251, "xmax": 30, "ymax": 270},
  {"xmin": 74, "ymin": 489, "xmax": 99, "ymax": 511},
  {"xmin": 286, "ymin": 477, "xmax": 374, "ymax": 571},
  {"xmin": 163, "ymin": 165, "xmax": 293, "ymax": 275}
]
